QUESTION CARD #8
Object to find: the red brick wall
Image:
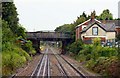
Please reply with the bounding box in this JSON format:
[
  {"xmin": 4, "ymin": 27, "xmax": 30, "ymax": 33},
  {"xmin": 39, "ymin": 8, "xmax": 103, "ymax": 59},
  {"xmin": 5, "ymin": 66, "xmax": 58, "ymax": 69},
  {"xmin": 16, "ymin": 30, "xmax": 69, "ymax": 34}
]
[
  {"xmin": 83, "ymin": 37, "xmax": 91, "ymax": 40},
  {"xmin": 115, "ymin": 28, "xmax": 120, "ymax": 35},
  {"xmin": 83, "ymin": 37, "xmax": 106, "ymax": 44},
  {"xmin": 76, "ymin": 26, "xmax": 83, "ymax": 40},
  {"xmin": 79, "ymin": 26, "xmax": 82, "ymax": 31},
  {"xmin": 76, "ymin": 28, "xmax": 79, "ymax": 40},
  {"xmin": 101, "ymin": 37, "xmax": 106, "ymax": 42}
]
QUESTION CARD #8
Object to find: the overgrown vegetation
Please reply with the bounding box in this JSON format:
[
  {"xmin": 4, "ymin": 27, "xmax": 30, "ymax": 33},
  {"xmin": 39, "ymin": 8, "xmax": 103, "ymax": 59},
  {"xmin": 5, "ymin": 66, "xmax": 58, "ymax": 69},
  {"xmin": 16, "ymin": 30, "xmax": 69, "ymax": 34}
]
[
  {"xmin": 67, "ymin": 38, "xmax": 119, "ymax": 76},
  {"xmin": 67, "ymin": 39, "xmax": 83, "ymax": 55},
  {"xmin": 2, "ymin": 2, "xmax": 36, "ymax": 75}
]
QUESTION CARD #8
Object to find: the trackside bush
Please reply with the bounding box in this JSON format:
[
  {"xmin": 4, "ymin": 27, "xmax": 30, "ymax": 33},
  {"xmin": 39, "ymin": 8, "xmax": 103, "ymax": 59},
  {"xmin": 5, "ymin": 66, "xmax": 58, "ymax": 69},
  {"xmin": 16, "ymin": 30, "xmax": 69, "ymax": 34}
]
[
  {"xmin": 73, "ymin": 38, "xmax": 118, "ymax": 76},
  {"xmin": 67, "ymin": 39, "xmax": 83, "ymax": 54},
  {"xmin": 2, "ymin": 43, "xmax": 31, "ymax": 75},
  {"xmin": 21, "ymin": 40, "xmax": 36, "ymax": 55}
]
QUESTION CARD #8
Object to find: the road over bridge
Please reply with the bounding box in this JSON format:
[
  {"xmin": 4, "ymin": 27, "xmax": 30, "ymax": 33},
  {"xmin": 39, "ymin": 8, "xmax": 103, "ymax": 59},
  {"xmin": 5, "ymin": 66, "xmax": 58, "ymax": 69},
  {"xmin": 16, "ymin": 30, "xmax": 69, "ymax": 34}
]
[{"xmin": 26, "ymin": 31, "xmax": 72, "ymax": 54}]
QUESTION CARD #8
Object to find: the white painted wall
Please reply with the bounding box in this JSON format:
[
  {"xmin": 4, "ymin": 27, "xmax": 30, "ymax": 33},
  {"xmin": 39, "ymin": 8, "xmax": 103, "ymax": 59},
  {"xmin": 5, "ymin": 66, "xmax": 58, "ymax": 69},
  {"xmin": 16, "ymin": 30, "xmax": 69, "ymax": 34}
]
[
  {"xmin": 106, "ymin": 32, "xmax": 116, "ymax": 39},
  {"xmin": 86, "ymin": 24, "xmax": 106, "ymax": 36}
]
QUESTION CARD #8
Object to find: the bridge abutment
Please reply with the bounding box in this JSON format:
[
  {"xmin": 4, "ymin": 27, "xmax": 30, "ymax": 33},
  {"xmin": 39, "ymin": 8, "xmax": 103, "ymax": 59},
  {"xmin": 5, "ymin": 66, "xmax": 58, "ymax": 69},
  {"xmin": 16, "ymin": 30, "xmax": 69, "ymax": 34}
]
[
  {"xmin": 30, "ymin": 39, "xmax": 41, "ymax": 54},
  {"xmin": 61, "ymin": 40, "xmax": 67, "ymax": 54}
]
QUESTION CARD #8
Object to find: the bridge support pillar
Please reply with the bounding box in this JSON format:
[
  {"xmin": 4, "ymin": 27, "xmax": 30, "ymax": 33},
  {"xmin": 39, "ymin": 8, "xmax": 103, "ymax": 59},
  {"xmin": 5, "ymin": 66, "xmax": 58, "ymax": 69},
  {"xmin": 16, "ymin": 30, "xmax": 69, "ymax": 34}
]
[
  {"xmin": 36, "ymin": 39, "xmax": 40, "ymax": 54},
  {"xmin": 31, "ymin": 39, "xmax": 41, "ymax": 54},
  {"xmin": 61, "ymin": 41, "xmax": 67, "ymax": 54}
]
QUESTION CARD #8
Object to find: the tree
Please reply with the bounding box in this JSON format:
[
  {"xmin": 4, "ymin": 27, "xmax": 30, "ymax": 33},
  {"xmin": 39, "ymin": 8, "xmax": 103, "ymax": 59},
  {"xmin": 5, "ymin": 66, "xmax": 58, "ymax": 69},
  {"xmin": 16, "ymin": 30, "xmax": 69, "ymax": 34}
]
[
  {"xmin": 55, "ymin": 24, "xmax": 74, "ymax": 33},
  {"xmin": 16, "ymin": 24, "xmax": 26, "ymax": 38},
  {"xmin": 2, "ymin": 2, "xmax": 19, "ymax": 35},
  {"xmin": 74, "ymin": 12, "xmax": 87, "ymax": 26},
  {"xmin": 2, "ymin": 20, "xmax": 15, "ymax": 44},
  {"xmin": 98, "ymin": 9, "xmax": 113, "ymax": 20}
]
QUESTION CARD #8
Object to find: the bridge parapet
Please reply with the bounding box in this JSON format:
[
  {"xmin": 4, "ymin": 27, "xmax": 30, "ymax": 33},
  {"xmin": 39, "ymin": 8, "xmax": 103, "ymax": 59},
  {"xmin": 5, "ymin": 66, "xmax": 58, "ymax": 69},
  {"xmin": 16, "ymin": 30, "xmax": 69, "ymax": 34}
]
[{"xmin": 26, "ymin": 32, "xmax": 71, "ymax": 39}]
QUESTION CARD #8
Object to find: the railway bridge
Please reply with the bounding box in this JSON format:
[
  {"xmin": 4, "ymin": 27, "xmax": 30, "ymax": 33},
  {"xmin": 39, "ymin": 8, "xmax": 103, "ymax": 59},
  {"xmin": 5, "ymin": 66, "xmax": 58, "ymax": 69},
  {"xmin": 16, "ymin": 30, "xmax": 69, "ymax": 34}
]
[{"xmin": 26, "ymin": 31, "xmax": 72, "ymax": 54}]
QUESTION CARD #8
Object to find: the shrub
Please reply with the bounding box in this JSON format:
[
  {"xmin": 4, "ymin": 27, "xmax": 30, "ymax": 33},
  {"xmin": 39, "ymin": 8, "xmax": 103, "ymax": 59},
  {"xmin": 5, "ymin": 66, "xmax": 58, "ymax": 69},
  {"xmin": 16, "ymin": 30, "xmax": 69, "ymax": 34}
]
[
  {"xmin": 77, "ymin": 44, "xmax": 93, "ymax": 62},
  {"xmin": 85, "ymin": 59, "xmax": 96, "ymax": 69},
  {"xmin": 101, "ymin": 47, "xmax": 118, "ymax": 57},
  {"xmin": 92, "ymin": 56, "xmax": 118, "ymax": 76},
  {"xmin": 93, "ymin": 37, "xmax": 101, "ymax": 46},
  {"xmin": 2, "ymin": 52, "xmax": 26, "ymax": 75},
  {"xmin": 2, "ymin": 43, "xmax": 31, "ymax": 75},
  {"xmin": 92, "ymin": 45, "xmax": 103, "ymax": 60},
  {"xmin": 67, "ymin": 39, "xmax": 83, "ymax": 54},
  {"xmin": 21, "ymin": 40, "xmax": 36, "ymax": 55}
]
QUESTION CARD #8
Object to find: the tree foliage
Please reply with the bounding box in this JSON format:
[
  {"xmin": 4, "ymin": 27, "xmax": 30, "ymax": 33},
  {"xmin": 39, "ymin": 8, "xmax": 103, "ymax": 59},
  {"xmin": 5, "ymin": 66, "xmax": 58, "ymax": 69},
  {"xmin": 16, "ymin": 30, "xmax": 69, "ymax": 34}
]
[
  {"xmin": 16, "ymin": 24, "xmax": 26, "ymax": 38},
  {"xmin": 74, "ymin": 12, "xmax": 87, "ymax": 26},
  {"xmin": 97, "ymin": 9, "xmax": 113, "ymax": 20},
  {"xmin": 55, "ymin": 24, "xmax": 74, "ymax": 32},
  {"xmin": 2, "ymin": 2, "xmax": 19, "ymax": 34},
  {"xmin": 2, "ymin": 20, "xmax": 15, "ymax": 44}
]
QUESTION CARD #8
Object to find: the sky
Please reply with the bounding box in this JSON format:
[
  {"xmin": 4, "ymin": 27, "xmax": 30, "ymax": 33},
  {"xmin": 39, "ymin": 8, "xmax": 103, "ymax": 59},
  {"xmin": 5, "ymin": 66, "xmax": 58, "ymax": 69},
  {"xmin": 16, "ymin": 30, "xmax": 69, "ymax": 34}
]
[{"xmin": 14, "ymin": 0, "xmax": 120, "ymax": 32}]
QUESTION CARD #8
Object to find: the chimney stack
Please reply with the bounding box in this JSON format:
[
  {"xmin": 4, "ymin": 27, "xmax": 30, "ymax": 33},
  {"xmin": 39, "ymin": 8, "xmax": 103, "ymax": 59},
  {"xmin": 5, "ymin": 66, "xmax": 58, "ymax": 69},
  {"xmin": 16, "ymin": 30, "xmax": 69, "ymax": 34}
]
[{"xmin": 90, "ymin": 11, "xmax": 96, "ymax": 23}]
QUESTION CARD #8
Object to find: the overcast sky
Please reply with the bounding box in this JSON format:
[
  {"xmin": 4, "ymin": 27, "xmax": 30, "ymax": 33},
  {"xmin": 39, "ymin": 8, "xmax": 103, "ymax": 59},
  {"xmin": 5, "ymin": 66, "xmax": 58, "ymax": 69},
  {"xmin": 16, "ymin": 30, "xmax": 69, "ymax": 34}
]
[{"xmin": 14, "ymin": 0, "xmax": 120, "ymax": 32}]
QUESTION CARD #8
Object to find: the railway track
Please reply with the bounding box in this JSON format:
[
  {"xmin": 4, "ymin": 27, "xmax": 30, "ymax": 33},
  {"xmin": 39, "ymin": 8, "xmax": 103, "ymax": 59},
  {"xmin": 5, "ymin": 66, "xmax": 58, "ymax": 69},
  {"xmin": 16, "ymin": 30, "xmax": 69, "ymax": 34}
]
[
  {"xmin": 31, "ymin": 48, "xmax": 50, "ymax": 78},
  {"xmin": 50, "ymin": 47, "xmax": 86, "ymax": 78},
  {"xmin": 31, "ymin": 47, "xmax": 86, "ymax": 78}
]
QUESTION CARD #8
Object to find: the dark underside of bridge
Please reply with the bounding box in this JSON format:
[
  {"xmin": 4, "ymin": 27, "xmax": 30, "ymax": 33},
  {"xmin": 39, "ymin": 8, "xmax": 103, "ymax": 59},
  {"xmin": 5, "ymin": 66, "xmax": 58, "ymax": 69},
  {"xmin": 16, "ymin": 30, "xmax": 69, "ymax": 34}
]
[
  {"xmin": 26, "ymin": 32, "xmax": 72, "ymax": 54},
  {"xmin": 27, "ymin": 38, "xmax": 72, "ymax": 54}
]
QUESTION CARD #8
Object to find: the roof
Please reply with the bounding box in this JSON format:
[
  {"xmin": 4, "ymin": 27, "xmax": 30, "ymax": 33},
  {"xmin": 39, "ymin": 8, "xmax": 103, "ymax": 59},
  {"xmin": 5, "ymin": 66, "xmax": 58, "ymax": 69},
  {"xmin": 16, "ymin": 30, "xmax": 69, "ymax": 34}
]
[
  {"xmin": 100, "ymin": 20, "xmax": 120, "ymax": 26},
  {"xmin": 101, "ymin": 23, "xmax": 116, "ymax": 32},
  {"xmin": 75, "ymin": 19, "xmax": 91, "ymax": 28},
  {"xmin": 75, "ymin": 18, "xmax": 101, "ymax": 28},
  {"xmin": 81, "ymin": 21, "xmax": 116, "ymax": 33},
  {"xmin": 75, "ymin": 18, "xmax": 120, "ymax": 33},
  {"xmin": 75, "ymin": 19, "xmax": 120, "ymax": 28}
]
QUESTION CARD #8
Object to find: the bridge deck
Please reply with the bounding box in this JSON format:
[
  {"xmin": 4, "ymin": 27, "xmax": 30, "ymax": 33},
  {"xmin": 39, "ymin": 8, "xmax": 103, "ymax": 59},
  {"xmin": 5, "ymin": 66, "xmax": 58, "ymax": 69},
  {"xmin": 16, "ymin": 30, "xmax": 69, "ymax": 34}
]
[{"xmin": 26, "ymin": 32, "xmax": 71, "ymax": 40}]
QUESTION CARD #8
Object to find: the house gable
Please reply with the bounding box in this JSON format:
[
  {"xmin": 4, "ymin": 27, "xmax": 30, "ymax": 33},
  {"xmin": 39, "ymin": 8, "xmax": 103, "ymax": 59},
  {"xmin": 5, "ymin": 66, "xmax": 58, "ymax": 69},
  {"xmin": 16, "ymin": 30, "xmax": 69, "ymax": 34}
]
[
  {"xmin": 85, "ymin": 23, "xmax": 106, "ymax": 36},
  {"xmin": 81, "ymin": 22, "xmax": 106, "ymax": 33}
]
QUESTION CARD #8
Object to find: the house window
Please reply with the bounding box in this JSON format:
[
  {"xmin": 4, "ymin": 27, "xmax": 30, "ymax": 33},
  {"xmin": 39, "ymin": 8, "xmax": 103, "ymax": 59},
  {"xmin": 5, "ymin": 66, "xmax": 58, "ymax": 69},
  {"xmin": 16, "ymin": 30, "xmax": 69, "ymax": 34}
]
[{"xmin": 92, "ymin": 27, "xmax": 98, "ymax": 35}]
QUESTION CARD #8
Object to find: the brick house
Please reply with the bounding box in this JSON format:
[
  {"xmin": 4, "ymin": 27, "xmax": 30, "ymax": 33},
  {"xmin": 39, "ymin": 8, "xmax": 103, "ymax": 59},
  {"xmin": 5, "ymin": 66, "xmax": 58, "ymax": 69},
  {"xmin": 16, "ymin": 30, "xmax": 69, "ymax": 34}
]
[{"xmin": 75, "ymin": 18, "xmax": 120, "ymax": 44}]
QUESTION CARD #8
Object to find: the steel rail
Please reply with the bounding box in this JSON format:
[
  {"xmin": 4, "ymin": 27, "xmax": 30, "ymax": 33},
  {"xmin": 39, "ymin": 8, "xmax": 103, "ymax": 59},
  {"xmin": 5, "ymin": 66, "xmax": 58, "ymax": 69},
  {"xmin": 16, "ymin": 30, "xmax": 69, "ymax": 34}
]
[
  {"xmin": 47, "ymin": 54, "xmax": 50, "ymax": 78},
  {"xmin": 37, "ymin": 54, "xmax": 46, "ymax": 77},
  {"xmin": 42, "ymin": 54, "xmax": 47, "ymax": 76},
  {"xmin": 60, "ymin": 55, "xmax": 86, "ymax": 78},
  {"xmin": 31, "ymin": 54, "xmax": 44, "ymax": 77},
  {"xmin": 51, "ymin": 48, "xmax": 69, "ymax": 77},
  {"xmin": 51, "ymin": 47, "xmax": 86, "ymax": 78},
  {"xmin": 31, "ymin": 48, "xmax": 50, "ymax": 78}
]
